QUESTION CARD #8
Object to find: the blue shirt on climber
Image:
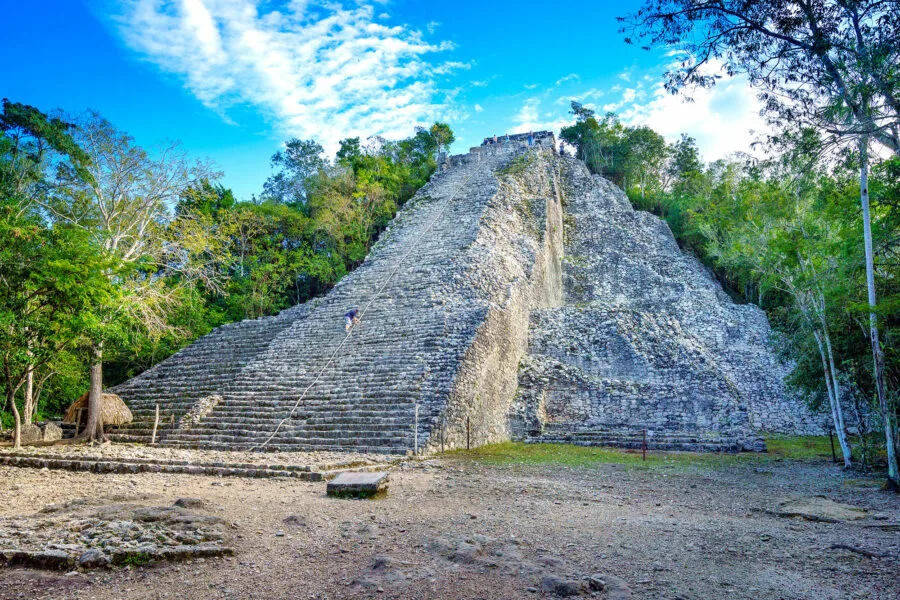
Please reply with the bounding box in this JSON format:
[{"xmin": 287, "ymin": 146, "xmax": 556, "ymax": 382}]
[{"xmin": 344, "ymin": 308, "xmax": 360, "ymax": 332}]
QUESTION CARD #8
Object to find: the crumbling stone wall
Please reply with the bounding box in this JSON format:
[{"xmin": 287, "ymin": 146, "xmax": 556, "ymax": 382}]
[
  {"xmin": 430, "ymin": 148, "xmax": 565, "ymax": 451},
  {"xmin": 510, "ymin": 158, "xmax": 823, "ymax": 447}
]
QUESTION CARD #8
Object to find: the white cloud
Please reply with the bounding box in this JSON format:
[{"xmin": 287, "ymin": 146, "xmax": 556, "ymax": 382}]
[
  {"xmin": 555, "ymin": 73, "xmax": 580, "ymax": 86},
  {"xmin": 474, "ymin": 103, "xmax": 484, "ymax": 113},
  {"xmin": 512, "ymin": 98, "xmax": 571, "ymax": 134},
  {"xmin": 109, "ymin": 0, "xmax": 460, "ymax": 152},
  {"xmin": 602, "ymin": 87, "xmax": 641, "ymax": 112},
  {"xmin": 515, "ymin": 98, "xmax": 540, "ymax": 128},
  {"xmin": 619, "ymin": 72, "xmax": 768, "ymax": 160}
]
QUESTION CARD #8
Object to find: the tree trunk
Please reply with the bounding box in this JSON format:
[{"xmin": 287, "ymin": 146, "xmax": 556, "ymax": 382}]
[
  {"xmin": 814, "ymin": 330, "xmax": 852, "ymax": 467},
  {"xmin": 82, "ymin": 344, "xmax": 106, "ymax": 442},
  {"xmin": 859, "ymin": 138, "xmax": 900, "ymax": 486},
  {"xmin": 23, "ymin": 366, "xmax": 34, "ymax": 424},
  {"xmin": 822, "ymin": 325, "xmax": 849, "ymax": 440},
  {"xmin": 7, "ymin": 386, "xmax": 21, "ymax": 450}
]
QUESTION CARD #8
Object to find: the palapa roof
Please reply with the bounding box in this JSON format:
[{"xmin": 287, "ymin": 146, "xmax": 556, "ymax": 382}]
[{"xmin": 63, "ymin": 392, "xmax": 133, "ymax": 426}]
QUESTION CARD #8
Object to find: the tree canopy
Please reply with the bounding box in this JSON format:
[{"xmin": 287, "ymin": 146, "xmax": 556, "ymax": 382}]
[{"xmin": 0, "ymin": 99, "xmax": 452, "ymax": 446}]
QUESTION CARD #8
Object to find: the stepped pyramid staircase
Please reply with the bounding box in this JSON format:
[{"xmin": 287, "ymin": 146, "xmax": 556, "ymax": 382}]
[{"xmin": 110, "ymin": 137, "xmax": 560, "ymax": 454}]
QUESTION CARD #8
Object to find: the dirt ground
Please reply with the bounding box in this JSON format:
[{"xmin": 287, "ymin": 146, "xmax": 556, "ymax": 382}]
[{"xmin": 0, "ymin": 453, "xmax": 897, "ymax": 600}]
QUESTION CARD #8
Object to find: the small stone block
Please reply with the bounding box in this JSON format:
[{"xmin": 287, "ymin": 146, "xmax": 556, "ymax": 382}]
[{"xmin": 327, "ymin": 472, "xmax": 389, "ymax": 499}]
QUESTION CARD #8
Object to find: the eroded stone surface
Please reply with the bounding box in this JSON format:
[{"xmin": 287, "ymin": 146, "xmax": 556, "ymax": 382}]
[
  {"xmin": 0, "ymin": 498, "xmax": 233, "ymax": 570},
  {"xmin": 775, "ymin": 497, "xmax": 870, "ymax": 522},
  {"xmin": 511, "ymin": 159, "xmax": 823, "ymax": 449}
]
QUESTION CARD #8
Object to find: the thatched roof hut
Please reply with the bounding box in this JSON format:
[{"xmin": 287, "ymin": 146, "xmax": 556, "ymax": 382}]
[{"xmin": 63, "ymin": 392, "xmax": 133, "ymax": 427}]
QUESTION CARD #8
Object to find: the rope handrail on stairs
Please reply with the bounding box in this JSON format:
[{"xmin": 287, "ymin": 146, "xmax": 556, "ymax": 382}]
[{"xmin": 252, "ymin": 164, "xmax": 478, "ymax": 450}]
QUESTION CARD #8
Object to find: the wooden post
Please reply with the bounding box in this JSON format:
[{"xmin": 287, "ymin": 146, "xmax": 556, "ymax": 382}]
[
  {"xmin": 642, "ymin": 428, "xmax": 647, "ymax": 461},
  {"xmin": 151, "ymin": 404, "xmax": 160, "ymax": 445}
]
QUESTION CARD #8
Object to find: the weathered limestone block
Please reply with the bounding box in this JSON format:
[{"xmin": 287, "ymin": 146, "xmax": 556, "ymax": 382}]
[
  {"xmin": 19, "ymin": 424, "xmax": 42, "ymax": 445},
  {"xmin": 41, "ymin": 423, "xmax": 62, "ymax": 442},
  {"xmin": 326, "ymin": 472, "xmax": 390, "ymax": 499}
]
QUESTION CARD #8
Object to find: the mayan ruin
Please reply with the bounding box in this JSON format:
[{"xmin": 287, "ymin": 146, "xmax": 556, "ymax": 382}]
[
  {"xmin": 3, "ymin": 2, "xmax": 898, "ymax": 598},
  {"xmin": 108, "ymin": 136, "xmax": 819, "ymax": 456}
]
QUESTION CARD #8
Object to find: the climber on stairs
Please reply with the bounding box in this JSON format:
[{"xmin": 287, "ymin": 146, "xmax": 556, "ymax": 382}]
[{"xmin": 344, "ymin": 308, "xmax": 360, "ymax": 333}]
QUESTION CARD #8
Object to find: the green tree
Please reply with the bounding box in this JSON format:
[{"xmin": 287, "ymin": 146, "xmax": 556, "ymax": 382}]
[
  {"xmin": 429, "ymin": 122, "xmax": 455, "ymax": 156},
  {"xmin": 622, "ymin": 0, "xmax": 900, "ymax": 485},
  {"xmin": 46, "ymin": 112, "xmax": 219, "ymax": 440},
  {"xmin": 263, "ymin": 138, "xmax": 329, "ymax": 206},
  {"xmin": 0, "ymin": 101, "xmax": 113, "ymax": 446},
  {"xmin": 560, "ymin": 103, "xmax": 630, "ymax": 186},
  {"xmin": 622, "ymin": 126, "xmax": 669, "ymax": 202}
]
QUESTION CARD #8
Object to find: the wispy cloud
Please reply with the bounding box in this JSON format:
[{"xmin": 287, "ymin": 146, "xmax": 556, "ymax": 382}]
[
  {"xmin": 602, "ymin": 87, "xmax": 641, "ymax": 113},
  {"xmin": 512, "ymin": 98, "xmax": 570, "ymax": 134},
  {"xmin": 108, "ymin": 0, "xmax": 461, "ymax": 151},
  {"xmin": 618, "ymin": 61, "xmax": 768, "ymax": 159},
  {"xmin": 555, "ymin": 73, "xmax": 580, "ymax": 86}
]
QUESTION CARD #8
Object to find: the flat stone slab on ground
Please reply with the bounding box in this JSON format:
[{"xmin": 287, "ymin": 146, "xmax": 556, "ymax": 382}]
[
  {"xmin": 774, "ymin": 497, "xmax": 869, "ymax": 522},
  {"xmin": 327, "ymin": 472, "xmax": 389, "ymax": 498}
]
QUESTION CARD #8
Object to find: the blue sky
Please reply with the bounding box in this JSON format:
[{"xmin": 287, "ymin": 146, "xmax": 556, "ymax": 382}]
[{"xmin": 2, "ymin": 1, "xmax": 766, "ymax": 200}]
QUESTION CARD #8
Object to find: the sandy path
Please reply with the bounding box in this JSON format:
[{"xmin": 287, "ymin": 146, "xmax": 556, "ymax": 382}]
[{"xmin": 0, "ymin": 457, "xmax": 897, "ymax": 600}]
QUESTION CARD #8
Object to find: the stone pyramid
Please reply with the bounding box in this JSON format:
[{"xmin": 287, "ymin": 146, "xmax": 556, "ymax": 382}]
[{"xmin": 111, "ymin": 134, "xmax": 820, "ymax": 454}]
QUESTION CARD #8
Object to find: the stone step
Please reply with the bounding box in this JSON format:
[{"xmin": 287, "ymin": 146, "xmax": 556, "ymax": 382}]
[
  {"xmin": 527, "ymin": 428, "xmax": 764, "ymax": 453},
  {"xmin": 0, "ymin": 452, "xmax": 399, "ymax": 479}
]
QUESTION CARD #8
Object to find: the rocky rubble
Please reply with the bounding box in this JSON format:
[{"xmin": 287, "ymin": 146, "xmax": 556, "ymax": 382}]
[
  {"xmin": 0, "ymin": 422, "xmax": 63, "ymax": 444},
  {"xmin": 0, "ymin": 497, "xmax": 233, "ymax": 571},
  {"xmin": 353, "ymin": 531, "xmax": 631, "ymax": 598},
  {"xmin": 178, "ymin": 395, "xmax": 222, "ymax": 430}
]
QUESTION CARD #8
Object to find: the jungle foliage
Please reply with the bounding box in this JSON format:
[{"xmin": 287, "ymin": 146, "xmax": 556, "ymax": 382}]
[{"xmin": 0, "ymin": 99, "xmax": 452, "ymax": 438}]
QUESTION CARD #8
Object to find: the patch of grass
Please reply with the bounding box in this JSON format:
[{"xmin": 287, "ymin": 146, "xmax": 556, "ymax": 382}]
[
  {"xmin": 764, "ymin": 435, "xmax": 835, "ymax": 460},
  {"xmin": 496, "ymin": 153, "xmax": 535, "ymax": 176},
  {"xmin": 114, "ymin": 552, "xmax": 153, "ymax": 567},
  {"xmin": 842, "ymin": 477, "xmax": 884, "ymax": 489},
  {"xmin": 450, "ymin": 442, "xmax": 673, "ymax": 469},
  {"xmin": 448, "ymin": 436, "xmax": 837, "ymax": 471}
]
